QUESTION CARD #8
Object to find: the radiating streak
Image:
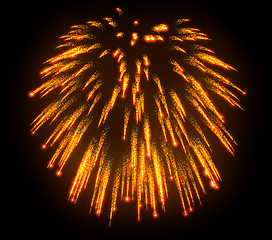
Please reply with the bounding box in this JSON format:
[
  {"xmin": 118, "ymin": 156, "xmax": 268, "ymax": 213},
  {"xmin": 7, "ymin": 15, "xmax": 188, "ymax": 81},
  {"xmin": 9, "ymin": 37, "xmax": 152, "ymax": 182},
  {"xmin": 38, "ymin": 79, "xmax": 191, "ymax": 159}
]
[
  {"xmin": 57, "ymin": 117, "xmax": 91, "ymax": 171},
  {"xmin": 143, "ymin": 116, "xmax": 152, "ymax": 157},
  {"xmin": 109, "ymin": 166, "xmax": 121, "ymax": 226},
  {"xmin": 45, "ymin": 104, "xmax": 86, "ymax": 147},
  {"xmin": 187, "ymin": 74, "xmax": 224, "ymax": 122},
  {"xmin": 98, "ymin": 85, "xmax": 121, "ymax": 127},
  {"xmin": 104, "ymin": 17, "xmax": 118, "ymax": 28},
  {"xmin": 47, "ymin": 44, "xmax": 101, "ymax": 64},
  {"xmin": 171, "ymin": 45, "xmax": 186, "ymax": 53},
  {"xmin": 69, "ymin": 138, "xmax": 96, "ymax": 203},
  {"xmin": 170, "ymin": 107, "xmax": 190, "ymax": 145},
  {"xmin": 195, "ymin": 52, "xmax": 236, "ymax": 71},
  {"xmin": 87, "ymin": 21, "xmax": 104, "ymax": 29},
  {"xmin": 123, "ymin": 105, "xmax": 131, "ymax": 140},
  {"xmin": 48, "ymin": 117, "xmax": 91, "ymax": 171},
  {"xmin": 151, "ymin": 144, "xmax": 166, "ymax": 210},
  {"xmin": 164, "ymin": 116, "xmax": 178, "ymax": 146},
  {"xmin": 99, "ymin": 49, "xmax": 111, "ymax": 58},
  {"xmin": 153, "ymin": 75, "xmax": 164, "ymax": 94},
  {"xmin": 175, "ymin": 18, "xmax": 191, "ymax": 24},
  {"xmin": 169, "ymin": 90, "xmax": 186, "ymax": 119},
  {"xmin": 115, "ymin": 7, "xmax": 123, "ymax": 16},
  {"xmin": 88, "ymin": 92, "xmax": 102, "ymax": 115},
  {"xmin": 31, "ymin": 98, "xmax": 74, "ymax": 134},
  {"xmin": 87, "ymin": 79, "xmax": 103, "ymax": 101},
  {"xmin": 189, "ymin": 116, "xmax": 211, "ymax": 150},
  {"xmin": 121, "ymin": 73, "xmax": 130, "ymax": 98},
  {"xmin": 130, "ymin": 126, "xmax": 138, "ymax": 168},
  {"xmin": 157, "ymin": 111, "xmax": 168, "ymax": 141},
  {"xmin": 83, "ymin": 71, "xmax": 100, "ymax": 90},
  {"xmin": 169, "ymin": 59, "xmax": 189, "ymax": 82}
]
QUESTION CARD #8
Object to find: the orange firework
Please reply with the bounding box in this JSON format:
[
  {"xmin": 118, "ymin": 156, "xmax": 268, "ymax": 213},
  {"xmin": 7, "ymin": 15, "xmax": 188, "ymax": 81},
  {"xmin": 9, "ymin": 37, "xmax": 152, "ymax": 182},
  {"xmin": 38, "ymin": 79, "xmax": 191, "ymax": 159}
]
[{"xmin": 29, "ymin": 7, "xmax": 245, "ymax": 226}]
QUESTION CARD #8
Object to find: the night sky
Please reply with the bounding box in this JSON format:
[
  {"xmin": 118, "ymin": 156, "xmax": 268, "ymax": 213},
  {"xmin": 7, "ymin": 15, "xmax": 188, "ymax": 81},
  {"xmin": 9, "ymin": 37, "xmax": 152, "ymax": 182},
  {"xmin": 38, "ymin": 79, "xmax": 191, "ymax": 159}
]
[{"xmin": 5, "ymin": 0, "xmax": 268, "ymax": 237}]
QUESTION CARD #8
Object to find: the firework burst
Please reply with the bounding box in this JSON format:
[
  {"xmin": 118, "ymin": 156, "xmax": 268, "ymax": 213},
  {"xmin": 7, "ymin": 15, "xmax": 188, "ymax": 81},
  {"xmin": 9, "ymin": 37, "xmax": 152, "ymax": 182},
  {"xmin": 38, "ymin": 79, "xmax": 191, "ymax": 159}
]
[{"xmin": 29, "ymin": 7, "xmax": 245, "ymax": 226}]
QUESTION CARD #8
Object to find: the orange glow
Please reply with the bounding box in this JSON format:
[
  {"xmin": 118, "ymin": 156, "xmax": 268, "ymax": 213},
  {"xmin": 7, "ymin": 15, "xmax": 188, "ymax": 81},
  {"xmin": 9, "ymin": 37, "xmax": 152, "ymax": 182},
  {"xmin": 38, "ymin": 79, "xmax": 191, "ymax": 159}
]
[
  {"xmin": 143, "ymin": 55, "xmax": 150, "ymax": 67},
  {"xmin": 210, "ymin": 181, "xmax": 219, "ymax": 189},
  {"xmin": 130, "ymin": 32, "xmax": 139, "ymax": 46},
  {"xmin": 132, "ymin": 32, "xmax": 138, "ymax": 41},
  {"xmin": 153, "ymin": 24, "xmax": 169, "ymax": 32},
  {"xmin": 153, "ymin": 211, "xmax": 159, "ymax": 218},
  {"xmin": 28, "ymin": 92, "xmax": 35, "ymax": 98},
  {"xmin": 112, "ymin": 48, "xmax": 120, "ymax": 57},
  {"xmin": 133, "ymin": 20, "xmax": 139, "ymax": 26},
  {"xmin": 143, "ymin": 35, "xmax": 156, "ymax": 42},
  {"xmin": 143, "ymin": 35, "xmax": 164, "ymax": 43},
  {"xmin": 116, "ymin": 32, "xmax": 124, "ymax": 38},
  {"xmin": 47, "ymin": 164, "xmax": 53, "ymax": 169},
  {"xmin": 115, "ymin": 7, "xmax": 123, "ymax": 15}
]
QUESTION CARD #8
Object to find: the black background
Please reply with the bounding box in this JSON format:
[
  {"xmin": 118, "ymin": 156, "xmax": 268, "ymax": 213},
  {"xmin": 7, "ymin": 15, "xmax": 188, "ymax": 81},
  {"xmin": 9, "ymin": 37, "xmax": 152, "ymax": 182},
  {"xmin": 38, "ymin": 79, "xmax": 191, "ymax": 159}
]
[{"xmin": 5, "ymin": 0, "xmax": 268, "ymax": 237}]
